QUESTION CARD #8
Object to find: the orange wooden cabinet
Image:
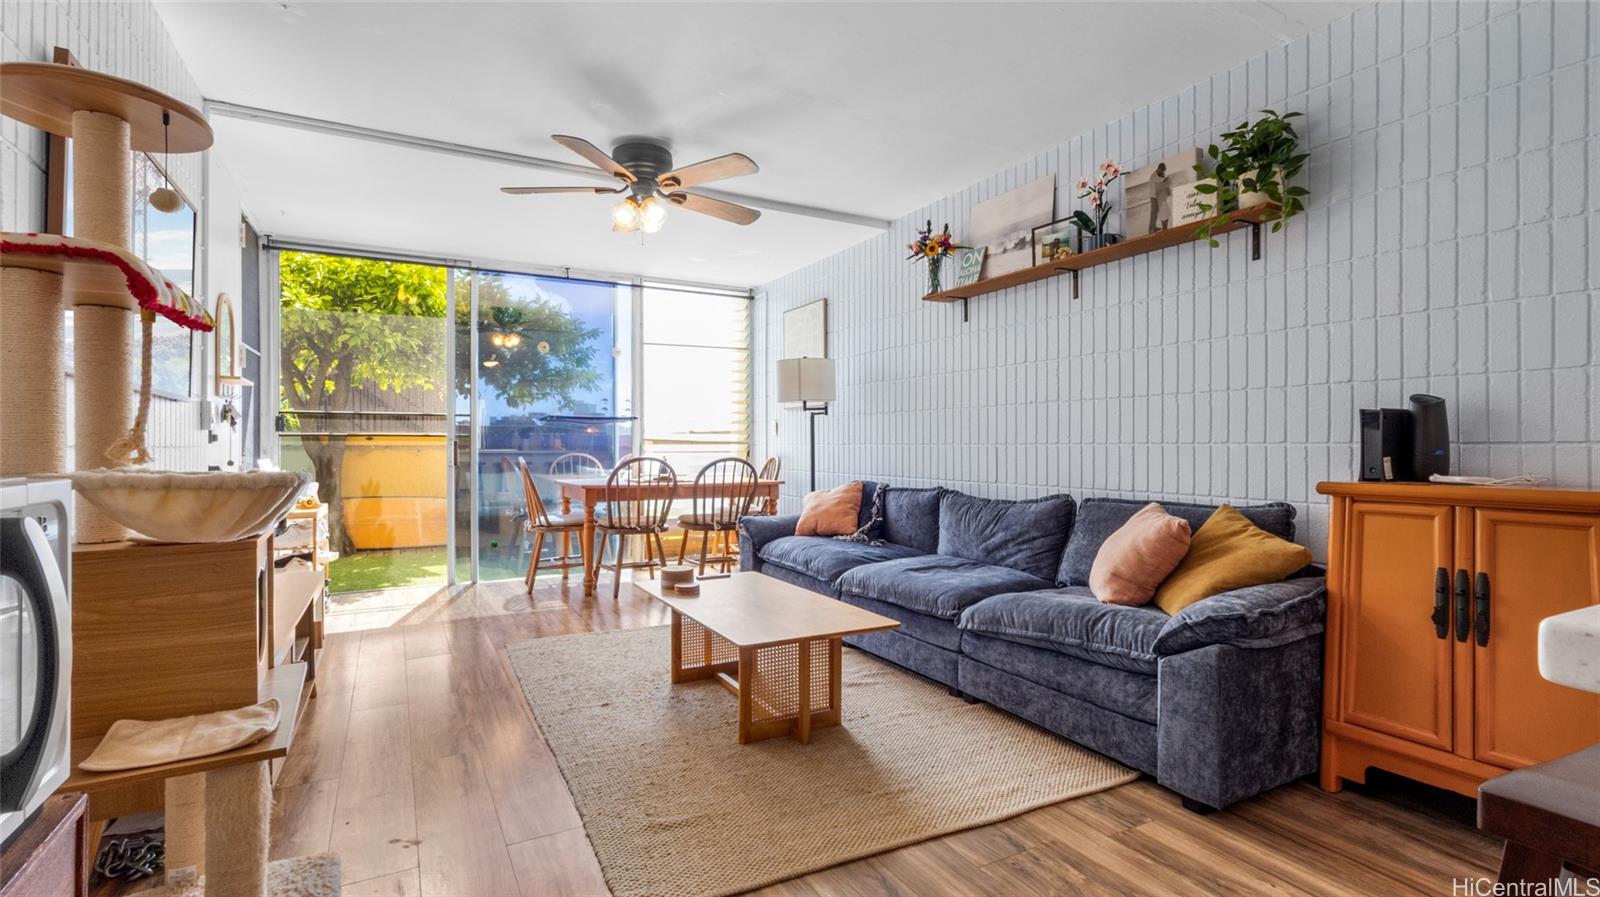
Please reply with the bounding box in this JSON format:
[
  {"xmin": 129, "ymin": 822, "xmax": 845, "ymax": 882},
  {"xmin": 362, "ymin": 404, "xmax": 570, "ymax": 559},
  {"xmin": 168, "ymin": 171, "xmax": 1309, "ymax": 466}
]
[{"xmin": 1317, "ymin": 482, "xmax": 1600, "ymax": 798}]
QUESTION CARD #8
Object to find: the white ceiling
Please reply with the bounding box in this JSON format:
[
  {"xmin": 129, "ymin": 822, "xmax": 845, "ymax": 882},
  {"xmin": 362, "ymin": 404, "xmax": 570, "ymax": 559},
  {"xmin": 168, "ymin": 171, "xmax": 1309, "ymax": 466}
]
[{"xmin": 156, "ymin": 1, "xmax": 1361, "ymax": 287}]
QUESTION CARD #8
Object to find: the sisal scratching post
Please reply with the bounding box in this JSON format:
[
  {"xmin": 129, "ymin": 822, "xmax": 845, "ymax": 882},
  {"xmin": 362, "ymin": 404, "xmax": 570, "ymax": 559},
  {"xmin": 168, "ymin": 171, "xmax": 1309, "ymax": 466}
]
[
  {"xmin": 72, "ymin": 306, "xmax": 135, "ymax": 541},
  {"xmin": 70, "ymin": 109, "xmax": 135, "ymax": 542},
  {"xmin": 164, "ymin": 773, "xmax": 207, "ymax": 886},
  {"xmin": 0, "ymin": 268, "xmax": 66, "ymax": 475},
  {"xmin": 71, "ymin": 110, "xmax": 132, "ymax": 245},
  {"xmin": 204, "ymin": 762, "xmax": 271, "ymax": 897}
]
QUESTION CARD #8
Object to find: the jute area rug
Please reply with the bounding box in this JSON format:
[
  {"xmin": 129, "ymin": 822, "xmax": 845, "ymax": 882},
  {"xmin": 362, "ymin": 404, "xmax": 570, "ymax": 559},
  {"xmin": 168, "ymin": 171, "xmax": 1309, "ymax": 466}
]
[
  {"xmin": 506, "ymin": 626, "xmax": 1137, "ymax": 897},
  {"xmin": 134, "ymin": 855, "xmax": 340, "ymax": 897}
]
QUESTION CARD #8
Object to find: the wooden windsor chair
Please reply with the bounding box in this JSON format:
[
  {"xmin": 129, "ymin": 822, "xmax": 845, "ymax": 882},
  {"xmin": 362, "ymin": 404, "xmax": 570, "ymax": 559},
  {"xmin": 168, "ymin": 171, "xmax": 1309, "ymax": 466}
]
[
  {"xmin": 757, "ymin": 455, "xmax": 780, "ymax": 481},
  {"xmin": 676, "ymin": 456, "xmax": 760, "ymax": 574},
  {"xmin": 548, "ymin": 451, "xmax": 605, "ymax": 479},
  {"xmin": 594, "ymin": 456, "xmax": 677, "ymax": 600},
  {"xmin": 517, "ymin": 457, "xmax": 586, "ymax": 593}
]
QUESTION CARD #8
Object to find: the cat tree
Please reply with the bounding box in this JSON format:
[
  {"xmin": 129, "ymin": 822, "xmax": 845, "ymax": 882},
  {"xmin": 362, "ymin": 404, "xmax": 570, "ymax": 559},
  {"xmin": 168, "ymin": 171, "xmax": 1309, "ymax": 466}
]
[
  {"xmin": 0, "ymin": 62, "xmax": 342, "ymax": 897},
  {"xmin": 0, "ymin": 62, "xmax": 212, "ymax": 542}
]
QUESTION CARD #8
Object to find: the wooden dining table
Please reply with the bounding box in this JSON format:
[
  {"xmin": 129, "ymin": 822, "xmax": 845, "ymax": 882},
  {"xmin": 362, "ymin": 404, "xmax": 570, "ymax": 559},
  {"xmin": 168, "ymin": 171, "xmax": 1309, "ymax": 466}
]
[{"xmin": 555, "ymin": 476, "xmax": 783, "ymax": 596}]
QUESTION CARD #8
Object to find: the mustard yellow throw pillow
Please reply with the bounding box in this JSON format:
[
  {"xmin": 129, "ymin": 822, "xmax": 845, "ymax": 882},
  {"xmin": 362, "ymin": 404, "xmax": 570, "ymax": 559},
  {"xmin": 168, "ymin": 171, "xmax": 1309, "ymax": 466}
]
[{"xmin": 1153, "ymin": 504, "xmax": 1313, "ymax": 616}]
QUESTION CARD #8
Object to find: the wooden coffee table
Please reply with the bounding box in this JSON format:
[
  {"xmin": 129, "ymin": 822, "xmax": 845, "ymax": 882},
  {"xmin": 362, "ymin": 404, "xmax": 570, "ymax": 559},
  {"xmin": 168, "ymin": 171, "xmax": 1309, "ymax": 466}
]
[{"xmin": 640, "ymin": 572, "xmax": 900, "ymax": 744}]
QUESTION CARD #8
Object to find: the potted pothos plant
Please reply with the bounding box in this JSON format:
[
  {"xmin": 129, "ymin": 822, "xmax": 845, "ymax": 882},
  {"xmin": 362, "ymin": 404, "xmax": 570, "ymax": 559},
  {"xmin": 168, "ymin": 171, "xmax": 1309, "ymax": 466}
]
[{"xmin": 1191, "ymin": 109, "xmax": 1310, "ymax": 246}]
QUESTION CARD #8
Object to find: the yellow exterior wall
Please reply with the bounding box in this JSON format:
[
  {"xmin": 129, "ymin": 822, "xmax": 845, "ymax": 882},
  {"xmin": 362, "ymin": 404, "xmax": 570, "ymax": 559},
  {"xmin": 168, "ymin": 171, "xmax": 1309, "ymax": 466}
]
[{"xmin": 341, "ymin": 436, "xmax": 448, "ymax": 549}]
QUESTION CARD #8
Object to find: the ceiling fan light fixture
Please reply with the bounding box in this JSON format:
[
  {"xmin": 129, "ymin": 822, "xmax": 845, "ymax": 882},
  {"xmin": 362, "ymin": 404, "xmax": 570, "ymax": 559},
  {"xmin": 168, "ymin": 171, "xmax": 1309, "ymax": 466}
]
[
  {"xmin": 611, "ymin": 196, "xmax": 642, "ymax": 232},
  {"xmin": 508, "ymin": 135, "xmax": 761, "ymax": 231},
  {"xmin": 639, "ymin": 195, "xmax": 667, "ymax": 233}
]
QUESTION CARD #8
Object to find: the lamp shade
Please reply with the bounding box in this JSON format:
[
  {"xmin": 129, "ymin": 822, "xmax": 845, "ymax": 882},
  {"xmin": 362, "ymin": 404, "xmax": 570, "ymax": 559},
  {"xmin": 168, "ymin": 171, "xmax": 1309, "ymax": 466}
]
[{"xmin": 776, "ymin": 357, "xmax": 835, "ymax": 405}]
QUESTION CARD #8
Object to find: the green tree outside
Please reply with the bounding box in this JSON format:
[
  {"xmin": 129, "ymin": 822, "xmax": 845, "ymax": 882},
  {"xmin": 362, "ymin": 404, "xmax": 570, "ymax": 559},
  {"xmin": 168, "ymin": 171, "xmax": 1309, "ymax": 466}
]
[{"xmin": 279, "ymin": 252, "xmax": 601, "ymax": 556}]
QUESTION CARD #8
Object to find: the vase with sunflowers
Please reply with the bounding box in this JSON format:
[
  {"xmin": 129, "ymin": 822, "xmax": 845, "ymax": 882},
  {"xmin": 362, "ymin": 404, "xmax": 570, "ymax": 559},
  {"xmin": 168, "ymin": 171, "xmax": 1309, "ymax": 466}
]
[
  {"xmin": 1072, "ymin": 160, "xmax": 1124, "ymax": 251},
  {"xmin": 908, "ymin": 220, "xmax": 961, "ymax": 295}
]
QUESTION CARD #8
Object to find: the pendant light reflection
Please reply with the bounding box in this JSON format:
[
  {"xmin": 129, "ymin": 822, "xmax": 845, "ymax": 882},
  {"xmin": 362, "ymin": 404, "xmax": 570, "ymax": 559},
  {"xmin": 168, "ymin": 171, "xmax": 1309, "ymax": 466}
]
[{"xmin": 484, "ymin": 330, "xmax": 521, "ymax": 368}]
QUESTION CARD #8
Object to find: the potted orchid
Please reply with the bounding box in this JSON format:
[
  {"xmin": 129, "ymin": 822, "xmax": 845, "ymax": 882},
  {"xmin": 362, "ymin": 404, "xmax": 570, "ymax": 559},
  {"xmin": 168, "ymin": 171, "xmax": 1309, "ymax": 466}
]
[
  {"xmin": 1071, "ymin": 160, "xmax": 1124, "ymax": 251},
  {"xmin": 908, "ymin": 220, "xmax": 961, "ymax": 295}
]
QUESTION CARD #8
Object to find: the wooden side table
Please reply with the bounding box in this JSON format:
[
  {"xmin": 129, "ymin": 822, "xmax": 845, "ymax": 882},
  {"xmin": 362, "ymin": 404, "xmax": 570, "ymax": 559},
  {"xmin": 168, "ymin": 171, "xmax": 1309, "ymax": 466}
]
[
  {"xmin": 0, "ymin": 792, "xmax": 89, "ymax": 897},
  {"xmin": 1478, "ymin": 743, "xmax": 1600, "ymax": 886}
]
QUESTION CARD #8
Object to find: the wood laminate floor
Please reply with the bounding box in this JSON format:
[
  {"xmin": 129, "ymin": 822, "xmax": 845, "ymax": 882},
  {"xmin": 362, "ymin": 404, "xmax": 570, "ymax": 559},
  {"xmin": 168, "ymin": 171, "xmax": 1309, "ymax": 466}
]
[{"xmin": 102, "ymin": 576, "xmax": 1503, "ymax": 896}]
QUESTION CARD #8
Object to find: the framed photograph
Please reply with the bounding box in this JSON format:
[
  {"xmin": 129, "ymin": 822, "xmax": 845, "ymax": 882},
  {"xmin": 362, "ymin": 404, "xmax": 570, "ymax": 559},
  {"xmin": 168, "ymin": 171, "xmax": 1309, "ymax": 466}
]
[
  {"xmin": 782, "ymin": 298, "xmax": 827, "ymax": 358},
  {"xmin": 1031, "ymin": 219, "xmax": 1078, "ymax": 265},
  {"xmin": 1123, "ymin": 148, "xmax": 1203, "ymax": 239},
  {"xmin": 968, "ymin": 175, "xmax": 1054, "ymax": 278},
  {"xmin": 953, "ymin": 247, "xmax": 986, "ymax": 288}
]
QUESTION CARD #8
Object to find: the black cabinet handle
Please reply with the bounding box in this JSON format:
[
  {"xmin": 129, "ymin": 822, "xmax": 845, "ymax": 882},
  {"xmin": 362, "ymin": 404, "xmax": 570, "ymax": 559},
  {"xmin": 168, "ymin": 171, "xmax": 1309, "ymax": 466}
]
[
  {"xmin": 1454, "ymin": 569, "xmax": 1471, "ymax": 643},
  {"xmin": 1474, "ymin": 572, "xmax": 1491, "ymax": 647},
  {"xmin": 1432, "ymin": 567, "xmax": 1450, "ymax": 639}
]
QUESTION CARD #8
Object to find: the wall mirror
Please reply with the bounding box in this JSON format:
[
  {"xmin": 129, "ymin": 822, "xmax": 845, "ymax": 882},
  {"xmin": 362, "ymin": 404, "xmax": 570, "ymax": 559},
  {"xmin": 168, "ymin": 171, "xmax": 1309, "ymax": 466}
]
[{"xmin": 214, "ymin": 293, "xmax": 242, "ymax": 392}]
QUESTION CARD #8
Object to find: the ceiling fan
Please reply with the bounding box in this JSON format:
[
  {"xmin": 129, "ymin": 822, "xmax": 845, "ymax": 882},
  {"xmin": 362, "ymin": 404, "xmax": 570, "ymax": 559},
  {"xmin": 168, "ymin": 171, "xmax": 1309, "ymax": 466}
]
[{"xmin": 501, "ymin": 135, "xmax": 760, "ymax": 233}]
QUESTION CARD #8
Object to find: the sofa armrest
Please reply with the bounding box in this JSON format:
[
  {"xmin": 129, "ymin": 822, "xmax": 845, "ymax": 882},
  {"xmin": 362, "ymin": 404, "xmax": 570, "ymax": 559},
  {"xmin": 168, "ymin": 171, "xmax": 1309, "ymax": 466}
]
[
  {"xmin": 1156, "ymin": 634, "xmax": 1323, "ymax": 809},
  {"xmin": 738, "ymin": 514, "xmax": 801, "ymax": 568},
  {"xmin": 1152, "ymin": 577, "xmax": 1326, "ymax": 656}
]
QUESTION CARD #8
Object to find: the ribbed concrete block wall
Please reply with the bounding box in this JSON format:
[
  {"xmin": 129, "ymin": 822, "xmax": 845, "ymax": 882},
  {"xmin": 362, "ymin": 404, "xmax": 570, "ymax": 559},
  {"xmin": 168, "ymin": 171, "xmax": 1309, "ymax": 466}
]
[{"xmin": 753, "ymin": 0, "xmax": 1599, "ymax": 559}]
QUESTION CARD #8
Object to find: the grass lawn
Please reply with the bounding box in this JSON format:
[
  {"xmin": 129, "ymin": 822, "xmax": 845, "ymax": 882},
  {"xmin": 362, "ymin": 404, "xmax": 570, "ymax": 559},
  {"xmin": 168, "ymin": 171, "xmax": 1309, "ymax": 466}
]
[{"xmin": 328, "ymin": 547, "xmax": 527, "ymax": 593}]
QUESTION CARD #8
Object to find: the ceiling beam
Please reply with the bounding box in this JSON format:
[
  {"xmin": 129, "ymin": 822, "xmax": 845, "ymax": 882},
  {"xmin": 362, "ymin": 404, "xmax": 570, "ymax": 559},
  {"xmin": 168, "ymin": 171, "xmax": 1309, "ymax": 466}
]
[{"xmin": 204, "ymin": 100, "xmax": 891, "ymax": 231}]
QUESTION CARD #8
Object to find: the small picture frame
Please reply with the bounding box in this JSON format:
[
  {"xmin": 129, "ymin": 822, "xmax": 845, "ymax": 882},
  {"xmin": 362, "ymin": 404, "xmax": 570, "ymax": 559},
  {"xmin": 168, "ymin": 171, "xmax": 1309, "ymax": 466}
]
[
  {"xmin": 953, "ymin": 247, "xmax": 986, "ymax": 288},
  {"xmin": 1031, "ymin": 218, "xmax": 1078, "ymax": 266}
]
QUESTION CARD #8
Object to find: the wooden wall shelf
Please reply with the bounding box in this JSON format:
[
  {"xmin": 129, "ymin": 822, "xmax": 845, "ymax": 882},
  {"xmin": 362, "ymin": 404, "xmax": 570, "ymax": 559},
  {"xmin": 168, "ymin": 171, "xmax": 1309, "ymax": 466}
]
[{"xmin": 924, "ymin": 204, "xmax": 1281, "ymax": 314}]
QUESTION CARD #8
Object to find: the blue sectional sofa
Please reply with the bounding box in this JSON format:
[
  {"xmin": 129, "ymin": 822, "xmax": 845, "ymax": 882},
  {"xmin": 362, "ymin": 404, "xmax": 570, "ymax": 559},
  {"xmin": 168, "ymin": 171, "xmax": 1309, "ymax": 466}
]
[{"xmin": 738, "ymin": 484, "xmax": 1327, "ymax": 812}]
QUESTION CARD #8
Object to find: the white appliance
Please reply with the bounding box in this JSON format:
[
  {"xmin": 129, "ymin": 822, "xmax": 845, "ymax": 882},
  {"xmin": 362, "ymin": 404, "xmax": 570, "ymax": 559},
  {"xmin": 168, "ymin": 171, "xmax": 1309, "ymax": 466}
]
[{"xmin": 0, "ymin": 477, "xmax": 72, "ymax": 848}]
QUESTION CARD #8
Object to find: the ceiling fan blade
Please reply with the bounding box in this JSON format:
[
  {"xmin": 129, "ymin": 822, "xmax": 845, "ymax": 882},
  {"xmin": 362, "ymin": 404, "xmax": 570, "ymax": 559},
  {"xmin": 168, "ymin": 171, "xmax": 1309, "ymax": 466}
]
[
  {"xmin": 665, "ymin": 192, "xmax": 761, "ymax": 226},
  {"xmin": 551, "ymin": 134, "xmax": 637, "ymax": 183},
  {"xmin": 657, "ymin": 153, "xmax": 758, "ymax": 190},
  {"xmin": 500, "ymin": 186, "xmax": 624, "ymax": 195}
]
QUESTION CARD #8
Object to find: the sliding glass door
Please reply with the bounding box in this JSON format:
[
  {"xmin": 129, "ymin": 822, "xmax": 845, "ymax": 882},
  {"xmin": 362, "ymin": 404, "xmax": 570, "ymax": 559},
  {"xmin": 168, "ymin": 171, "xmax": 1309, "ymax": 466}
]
[
  {"xmin": 276, "ymin": 251, "xmax": 451, "ymax": 597},
  {"xmin": 275, "ymin": 245, "xmax": 748, "ymax": 594},
  {"xmin": 453, "ymin": 271, "xmax": 634, "ymax": 584}
]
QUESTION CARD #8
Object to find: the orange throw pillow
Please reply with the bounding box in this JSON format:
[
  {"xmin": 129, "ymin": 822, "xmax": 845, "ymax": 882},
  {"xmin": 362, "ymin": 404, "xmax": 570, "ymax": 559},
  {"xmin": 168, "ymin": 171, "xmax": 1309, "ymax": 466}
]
[
  {"xmin": 795, "ymin": 481, "xmax": 864, "ymax": 537},
  {"xmin": 1153, "ymin": 504, "xmax": 1314, "ymax": 616},
  {"xmin": 1089, "ymin": 503, "xmax": 1193, "ymax": 606}
]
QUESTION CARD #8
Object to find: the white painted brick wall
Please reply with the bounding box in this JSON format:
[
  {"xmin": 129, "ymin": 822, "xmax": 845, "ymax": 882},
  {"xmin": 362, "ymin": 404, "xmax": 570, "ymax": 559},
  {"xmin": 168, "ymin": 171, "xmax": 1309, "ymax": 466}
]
[
  {"xmin": 2, "ymin": 0, "xmax": 212, "ymax": 471},
  {"xmin": 753, "ymin": 0, "xmax": 1598, "ymax": 561}
]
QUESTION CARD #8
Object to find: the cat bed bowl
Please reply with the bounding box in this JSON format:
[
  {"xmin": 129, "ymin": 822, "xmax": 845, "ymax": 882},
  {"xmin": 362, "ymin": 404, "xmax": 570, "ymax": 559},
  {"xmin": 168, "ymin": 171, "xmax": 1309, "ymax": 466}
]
[{"xmin": 68, "ymin": 469, "xmax": 308, "ymax": 543}]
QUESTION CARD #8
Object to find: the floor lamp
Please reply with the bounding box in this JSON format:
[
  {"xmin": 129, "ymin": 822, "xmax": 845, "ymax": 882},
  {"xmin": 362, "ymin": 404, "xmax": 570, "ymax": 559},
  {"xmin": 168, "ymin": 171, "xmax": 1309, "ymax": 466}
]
[{"xmin": 777, "ymin": 357, "xmax": 836, "ymax": 493}]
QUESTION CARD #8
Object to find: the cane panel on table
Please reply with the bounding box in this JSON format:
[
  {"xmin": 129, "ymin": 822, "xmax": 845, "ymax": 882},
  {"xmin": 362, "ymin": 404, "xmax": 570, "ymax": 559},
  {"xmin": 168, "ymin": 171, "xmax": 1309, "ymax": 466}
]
[
  {"xmin": 748, "ymin": 640, "xmax": 835, "ymax": 723},
  {"xmin": 676, "ymin": 615, "xmax": 739, "ymax": 674}
]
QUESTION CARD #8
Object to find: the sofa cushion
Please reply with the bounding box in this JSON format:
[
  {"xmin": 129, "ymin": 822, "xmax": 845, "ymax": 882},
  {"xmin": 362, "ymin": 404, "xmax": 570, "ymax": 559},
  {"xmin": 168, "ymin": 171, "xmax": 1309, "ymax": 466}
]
[
  {"xmin": 937, "ymin": 491, "xmax": 1077, "ymax": 581},
  {"xmin": 1153, "ymin": 577, "xmax": 1327, "ymax": 655},
  {"xmin": 1058, "ymin": 498, "xmax": 1298, "ymax": 586},
  {"xmin": 959, "ymin": 631, "xmax": 1159, "ymax": 724},
  {"xmin": 796, "ymin": 481, "xmax": 863, "ymax": 536},
  {"xmin": 1089, "ymin": 502, "xmax": 1193, "ymax": 606},
  {"xmin": 882, "ymin": 486, "xmax": 944, "ymax": 554},
  {"xmin": 957, "ymin": 587, "xmax": 1167, "ymax": 675},
  {"xmin": 1153, "ymin": 505, "xmax": 1314, "ymax": 615},
  {"xmin": 838, "ymin": 554, "xmax": 1053, "ymax": 620},
  {"xmin": 757, "ymin": 535, "xmax": 924, "ymax": 586},
  {"xmin": 839, "ymin": 592, "xmax": 962, "ymax": 651}
]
